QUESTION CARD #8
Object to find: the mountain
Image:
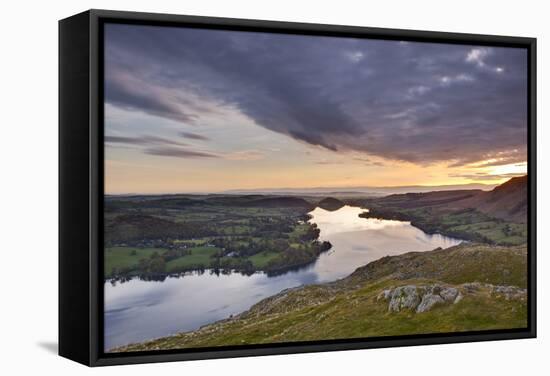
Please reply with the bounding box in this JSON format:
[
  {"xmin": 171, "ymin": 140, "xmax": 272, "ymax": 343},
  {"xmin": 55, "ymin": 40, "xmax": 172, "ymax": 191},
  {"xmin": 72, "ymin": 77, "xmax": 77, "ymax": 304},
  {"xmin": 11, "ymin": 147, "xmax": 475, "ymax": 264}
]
[
  {"xmin": 223, "ymin": 182, "xmax": 496, "ymax": 196},
  {"xmin": 367, "ymin": 175, "xmax": 528, "ymax": 224},
  {"xmin": 452, "ymin": 175, "xmax": 528, "ymax": 223}
]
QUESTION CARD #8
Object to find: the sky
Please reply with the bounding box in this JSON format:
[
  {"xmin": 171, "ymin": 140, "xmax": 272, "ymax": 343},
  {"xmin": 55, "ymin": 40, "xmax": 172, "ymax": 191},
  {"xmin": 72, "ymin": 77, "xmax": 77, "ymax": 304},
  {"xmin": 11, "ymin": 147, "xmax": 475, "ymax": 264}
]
[{"xmin": 104, "ymin": 23, "xmax": 528, "ymax": 194}]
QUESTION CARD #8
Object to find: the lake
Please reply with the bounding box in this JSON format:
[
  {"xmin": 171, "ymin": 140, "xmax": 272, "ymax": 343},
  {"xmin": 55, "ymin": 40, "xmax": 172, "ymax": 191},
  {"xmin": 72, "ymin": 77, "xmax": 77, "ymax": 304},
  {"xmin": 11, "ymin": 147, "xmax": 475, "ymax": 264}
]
[{"xmin": 104, "ymin": 205, "xmax": 461, "ymax": 350}]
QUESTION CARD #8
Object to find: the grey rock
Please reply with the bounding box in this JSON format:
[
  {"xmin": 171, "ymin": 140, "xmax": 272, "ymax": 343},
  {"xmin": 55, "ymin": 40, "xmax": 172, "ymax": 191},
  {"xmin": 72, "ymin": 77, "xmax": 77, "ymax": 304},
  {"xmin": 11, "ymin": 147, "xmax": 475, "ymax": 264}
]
[
  {"xmin": 416, "ymin": 294, "xmax": 444, "ymax": 313},
  {"xmin": 388, "ymin": 285, "xmax": 421, "ymax": 312},
  {"xmin": 454, "ymin": 293, "xmax": 463, "ymax": 304},
  {"xmin": 440, "ymin": 287, "xmax": 459, "ymax": 302},
  {"xmin": 377, "ymin": 289, "xmax": 393, "ymax": 301},
  {"xmin": 462, "ymin": 282, "xmax": 482, "ymax": 293},
  {"xmin": 492, "ymin": 285, "xmax": 527, "ymax": 300}
]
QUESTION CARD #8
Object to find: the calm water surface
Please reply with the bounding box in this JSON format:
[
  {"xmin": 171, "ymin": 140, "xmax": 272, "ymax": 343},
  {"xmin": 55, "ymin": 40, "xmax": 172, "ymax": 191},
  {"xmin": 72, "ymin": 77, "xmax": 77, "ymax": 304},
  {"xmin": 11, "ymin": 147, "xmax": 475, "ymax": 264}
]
[{"xmin": 104, "ymin": 206, "xmax": 461, "ymax": 349}]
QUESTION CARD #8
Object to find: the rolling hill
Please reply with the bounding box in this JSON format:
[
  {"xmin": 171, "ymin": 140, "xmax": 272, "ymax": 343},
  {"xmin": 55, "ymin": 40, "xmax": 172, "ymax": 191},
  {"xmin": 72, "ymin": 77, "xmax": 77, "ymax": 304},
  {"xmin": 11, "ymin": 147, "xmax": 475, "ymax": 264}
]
[
  {"xmin": 366, "ymin": 175, "xmax": 527, "ymax": 224},
  {"xmin": 452, "ymin": 175, "xmax": 528, "ymax": 223},
  {"xmin": 317, "ymin": 197, "xmax": 345, "ymax": 211}
]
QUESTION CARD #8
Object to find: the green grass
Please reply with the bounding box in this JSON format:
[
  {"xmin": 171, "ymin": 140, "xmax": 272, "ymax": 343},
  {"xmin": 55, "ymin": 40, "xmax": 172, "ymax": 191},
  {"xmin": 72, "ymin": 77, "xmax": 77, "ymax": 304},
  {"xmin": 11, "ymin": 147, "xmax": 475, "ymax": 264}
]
[
  {"xmin": 105, "ymin": 247, "xmax": 167, "ymax": 277},
  {"xmin": 249, "ymin": 251, "xmax": 280, "ymax": 268},
  {"xmin": 349, "ymin": 243, "xmax": 527, "ymax": 288},
  {"xmin": 165, "ymin": 246, "xmax": 220, "ymax": 272},
  {"xmin": 109, "ymin": 242, "xmax": 527, "ymax": 352},
  {"xmin": 289, "ymin": 223, "xmax": 310, "ymax": 241}
]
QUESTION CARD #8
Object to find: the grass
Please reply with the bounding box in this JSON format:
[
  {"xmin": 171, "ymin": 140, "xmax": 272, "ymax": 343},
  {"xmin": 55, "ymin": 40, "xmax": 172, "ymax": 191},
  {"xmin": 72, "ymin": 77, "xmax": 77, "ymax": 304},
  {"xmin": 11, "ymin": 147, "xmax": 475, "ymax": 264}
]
[
  {"xmin": 249, "ymin": 251, "xmax": 280, "ymax": 268},
  {"xmin": 105, "ymin": 245, "xmax": 222, "ymax": 276},
  {"xmin": 109, "ymin": 242, "xmax": 527, "ymax": 352},
  {"xmin": 348, "ymin": 243, "xmax": 527, "ymax": 288},
  {"xmin": 365, "ymin": 206, "xmax": 527, "ymax": 246},
  {"xmin": 165, "ymin": 246, "xmax": 220, "ymax": 272},
  {"xmin": 288, "ymin": 223, "xmax": 310, "ymax": 241},
  {"xmin": 104, "ymin": 198, "xmax": 319, "ymax": 277},
  {"xmin": 105, "ymin": 247, "xmax": 167, "ymax": 277}
]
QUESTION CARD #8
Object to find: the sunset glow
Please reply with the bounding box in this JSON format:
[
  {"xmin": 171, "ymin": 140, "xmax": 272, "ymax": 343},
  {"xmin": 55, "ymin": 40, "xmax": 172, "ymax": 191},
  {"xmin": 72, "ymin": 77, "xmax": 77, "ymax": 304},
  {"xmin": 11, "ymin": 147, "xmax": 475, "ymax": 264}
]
[{"xmin": 104, "ymin": 25, "xmax": 527, "ymax": 194}]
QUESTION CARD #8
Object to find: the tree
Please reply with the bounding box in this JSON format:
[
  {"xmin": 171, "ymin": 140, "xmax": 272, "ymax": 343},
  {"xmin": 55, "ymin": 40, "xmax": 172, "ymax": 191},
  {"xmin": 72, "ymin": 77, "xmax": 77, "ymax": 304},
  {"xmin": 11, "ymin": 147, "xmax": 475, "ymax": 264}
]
[{"xmin": 148, "ymin": 256, "xmax": 166, "ymax": 273}]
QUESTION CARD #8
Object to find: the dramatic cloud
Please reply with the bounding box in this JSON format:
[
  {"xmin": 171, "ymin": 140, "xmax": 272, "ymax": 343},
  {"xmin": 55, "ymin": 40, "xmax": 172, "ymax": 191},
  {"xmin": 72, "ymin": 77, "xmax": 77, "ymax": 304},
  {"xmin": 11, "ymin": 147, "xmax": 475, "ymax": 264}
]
[{"xmin": 105, "ymin": 24, "xmax": 528, "ymax": 165}]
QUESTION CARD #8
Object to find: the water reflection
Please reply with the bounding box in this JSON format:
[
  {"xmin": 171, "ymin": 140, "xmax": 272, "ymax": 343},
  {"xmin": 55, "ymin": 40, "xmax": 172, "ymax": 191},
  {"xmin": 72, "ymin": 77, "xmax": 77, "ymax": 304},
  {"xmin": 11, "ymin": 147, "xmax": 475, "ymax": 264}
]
[{"xmin": 104, "ymin": 205, "xmax": 461, "ymax": 349}]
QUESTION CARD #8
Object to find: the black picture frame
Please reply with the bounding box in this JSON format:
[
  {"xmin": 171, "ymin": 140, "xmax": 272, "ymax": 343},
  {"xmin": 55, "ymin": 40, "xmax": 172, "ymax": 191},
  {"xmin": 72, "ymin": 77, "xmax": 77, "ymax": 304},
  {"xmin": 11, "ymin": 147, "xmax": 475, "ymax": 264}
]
[{"xmin": 59, "ymin": 9, "xmax": 537, "ymax": 367}]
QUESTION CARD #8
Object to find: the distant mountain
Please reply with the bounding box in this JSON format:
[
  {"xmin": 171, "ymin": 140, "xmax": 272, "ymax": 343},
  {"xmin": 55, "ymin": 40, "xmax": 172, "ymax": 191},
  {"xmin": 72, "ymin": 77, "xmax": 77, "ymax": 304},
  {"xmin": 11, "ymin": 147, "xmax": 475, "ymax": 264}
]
[
  {"xmin": 453, "ymin": 175, "xmax": 528, "ymax": 223},
  {"xmin": 370, "ymin": 189, "xmax": 483, "ymax": 209},
  {"xmin": 368, "ymin": 175, "xmax": 528, "ymax": 224},
  {"xmin": 223, "ymin": 182, "xmax": 496, "ymax": 196},
  {"xmin": 240, "ymin": 196, "xmax": 314, "ymax": 209}
]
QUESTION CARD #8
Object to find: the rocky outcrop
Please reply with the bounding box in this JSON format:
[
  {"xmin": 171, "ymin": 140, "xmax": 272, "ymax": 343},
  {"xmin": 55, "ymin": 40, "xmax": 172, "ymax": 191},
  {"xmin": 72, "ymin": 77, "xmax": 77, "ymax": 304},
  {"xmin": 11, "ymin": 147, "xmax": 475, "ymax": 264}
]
[
  {"xmin": 387, "ymin": 285, "xmax": 422, "ymax": 312},
  {"xmin": 378, "ymin": 283, "xmax": 525, "ymax": 314},
  {"xmin": 490, "ymin": 285, "xmax": 527, "ymax": 301},
  {"xmin": 383, "ymin": 284, "xmax": 462, "ymax": 313}
]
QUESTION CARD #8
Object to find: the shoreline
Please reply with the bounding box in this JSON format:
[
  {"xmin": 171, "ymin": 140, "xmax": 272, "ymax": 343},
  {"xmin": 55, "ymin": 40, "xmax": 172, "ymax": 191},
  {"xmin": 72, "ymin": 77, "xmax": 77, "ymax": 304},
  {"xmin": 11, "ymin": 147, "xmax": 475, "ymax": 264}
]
[{"xmin": 108, "ymin": 242, "xmax": 527, "ymax": 353}]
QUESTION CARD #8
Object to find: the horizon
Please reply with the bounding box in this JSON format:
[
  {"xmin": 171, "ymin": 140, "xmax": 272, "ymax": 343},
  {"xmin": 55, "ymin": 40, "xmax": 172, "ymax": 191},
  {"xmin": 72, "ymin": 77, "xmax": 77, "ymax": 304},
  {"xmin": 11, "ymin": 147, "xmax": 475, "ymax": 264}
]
[
  {"xmin": 104, "ymin": 24, "xmax": 528, "ymax": 194},
  {"xmin": 104, "ymin": 178, "xmax": 514, "ymax": 196}
]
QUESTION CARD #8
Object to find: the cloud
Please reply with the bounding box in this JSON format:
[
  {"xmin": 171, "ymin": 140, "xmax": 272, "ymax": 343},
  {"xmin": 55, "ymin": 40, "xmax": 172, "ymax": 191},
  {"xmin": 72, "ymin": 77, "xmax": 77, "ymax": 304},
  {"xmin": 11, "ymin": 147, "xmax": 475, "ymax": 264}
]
[
  {"xmin": 105, "ymin": 135, "xmax": 187, "ymax": 147},
  {"xmin": 449, "ymin": 148, "xmax": 526, "ymax": 167},
  {"xmin": 106, "ymin": 134, "xmax": 219, "ymax": 159},
  {"xmin": 105, "ymin": 70, "xmax": 198, "ymax": 123},
  {"xmin": 314, "ymin": 160, "xmax": 345, "ymax": 165},
  {"xmin": 105, "ymin": 25, "xmax": 528, "ymax": 166},
  {"xmin": 466, "ymin": 48, "xmax": 491, "ymax": 67},
  {"xmin": 448, "ymin": 172, "xmax": 524, "ymax": 181},
  {"xmin": 353, "ymin": 157, "xmax": 385, "ymax": 167},
  {"xmin": 224, "ymin": 150, "xmax": 264, "ymax": 161},
  {"xmin": 438, "ymin": 74, "xmax": 474, "ymax": 86},
  {"xmin": 145, "ymin": 146, "xmax": 219, "ymax": 159},
  {"xmin": 179, "ymin": 131, "xmax": 210, "ymax": 141},
  {"xmin": 344, "ymin": 50, "xmax": 365, "ymax": 63}
]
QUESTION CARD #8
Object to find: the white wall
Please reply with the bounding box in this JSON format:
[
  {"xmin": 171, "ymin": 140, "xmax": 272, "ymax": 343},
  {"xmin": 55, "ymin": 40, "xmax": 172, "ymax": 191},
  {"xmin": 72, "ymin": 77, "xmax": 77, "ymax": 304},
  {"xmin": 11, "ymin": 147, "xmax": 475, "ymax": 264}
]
[{"xmin": 1, "ymin": 0, "xmax": 546, "ymax": 374}]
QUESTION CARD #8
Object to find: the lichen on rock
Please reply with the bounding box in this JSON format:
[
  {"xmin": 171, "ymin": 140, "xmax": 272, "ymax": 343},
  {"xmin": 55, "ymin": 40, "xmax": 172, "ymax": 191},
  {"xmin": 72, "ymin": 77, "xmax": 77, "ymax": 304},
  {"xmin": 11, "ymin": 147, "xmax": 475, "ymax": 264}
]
[
  {"xmin": 416, "ymin": 293, "xmax": 445, "ymax": 313},
  {"xmin": 388, "ymin": 285, "xmax": 421, "ymax": 312}
]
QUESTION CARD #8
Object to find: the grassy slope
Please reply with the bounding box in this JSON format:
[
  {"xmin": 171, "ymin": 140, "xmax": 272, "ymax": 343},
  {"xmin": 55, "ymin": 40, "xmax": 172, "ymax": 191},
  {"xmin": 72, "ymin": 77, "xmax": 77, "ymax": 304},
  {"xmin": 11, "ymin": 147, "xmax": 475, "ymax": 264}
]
[
  {"xmin": 111, "ymin": 243, "xmax": 527, "ymax": 352},
  {"xmin": 362, "ymin": 205, "xmax": 526, "ymax": 246},
  {"xmin": 359, "ymin": 176, "xmax": 528, "ymax": 246}
]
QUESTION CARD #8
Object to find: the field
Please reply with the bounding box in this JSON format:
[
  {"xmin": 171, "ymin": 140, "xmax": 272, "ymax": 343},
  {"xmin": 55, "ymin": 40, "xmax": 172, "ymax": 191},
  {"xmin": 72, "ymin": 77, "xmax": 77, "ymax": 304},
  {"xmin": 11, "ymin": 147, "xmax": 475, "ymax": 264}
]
[
  {"xmin": 105, "ymin": 247, "xmax": 168, "ymax": 277},
  {"xmin": 104, "ymin": 194, "xmax": 331, "ymax": 279}
]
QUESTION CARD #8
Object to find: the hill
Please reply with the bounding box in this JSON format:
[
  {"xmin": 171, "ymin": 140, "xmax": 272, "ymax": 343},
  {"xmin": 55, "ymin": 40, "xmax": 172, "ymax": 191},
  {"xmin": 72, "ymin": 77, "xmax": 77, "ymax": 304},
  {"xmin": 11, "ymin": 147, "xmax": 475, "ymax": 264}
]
[
  {"xmin": 367, "ymin": 176, "xmax": 527, "ymax": 223},
  {"xmin": 360, "ymin": 176, "xmax": 528, "ymax": 245},
  {"xmin": 452, "ymin": 176, "xmax": 527, "ymax": 223},
  {"xmin": 317, "ymin": 197, "xmax": 345, "ymax": 211},
  {"xmin": 110, "ymin": 242, "xmax": 527, "ymax": 352},
  {"xmin": 241, "ymin": 196, "xmax": 314, "ymax": 209},
  {"xmin": 104, "ymin": 214, "xmax": 211, "ymax": 245}
]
